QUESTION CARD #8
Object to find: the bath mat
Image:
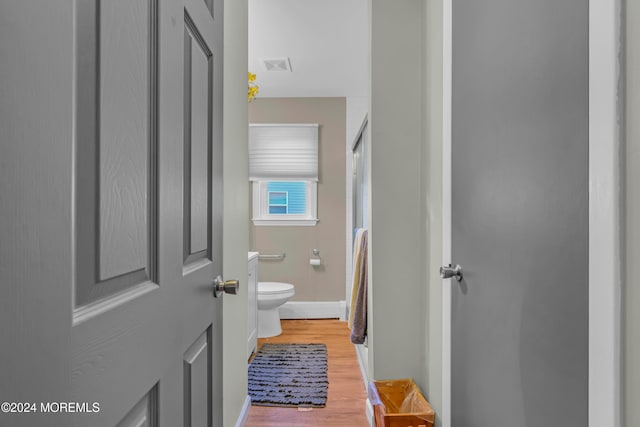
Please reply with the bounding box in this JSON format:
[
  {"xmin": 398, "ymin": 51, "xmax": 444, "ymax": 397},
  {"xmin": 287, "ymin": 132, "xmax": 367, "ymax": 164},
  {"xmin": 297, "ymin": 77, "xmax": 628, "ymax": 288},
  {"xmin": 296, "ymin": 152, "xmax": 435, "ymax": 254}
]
[{"xmin": 248, "ymin": 343, "xmax": 328, "ymax": 408}]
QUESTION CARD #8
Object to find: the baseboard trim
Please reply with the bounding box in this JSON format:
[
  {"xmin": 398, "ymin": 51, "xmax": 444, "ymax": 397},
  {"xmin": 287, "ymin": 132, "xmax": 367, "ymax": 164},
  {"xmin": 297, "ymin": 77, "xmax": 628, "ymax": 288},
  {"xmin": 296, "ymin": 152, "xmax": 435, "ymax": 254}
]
[
  {"xmin": 234, "ymin": 395, "xmax": 251, "ymax": 427},
  {"xmin": 279, "ymin": 300, "xmax": 347, "ymax": 321},
  {"xmin": 354, "ymin": 343, "xmax": 370, "ymax": 388},
  {"xmin": 357, "ymin": 343, "xmax": 373, "ymax": 426},
  {"xmin": 366, "ymin": 397, "xmax": 374, "ymax": 426}
]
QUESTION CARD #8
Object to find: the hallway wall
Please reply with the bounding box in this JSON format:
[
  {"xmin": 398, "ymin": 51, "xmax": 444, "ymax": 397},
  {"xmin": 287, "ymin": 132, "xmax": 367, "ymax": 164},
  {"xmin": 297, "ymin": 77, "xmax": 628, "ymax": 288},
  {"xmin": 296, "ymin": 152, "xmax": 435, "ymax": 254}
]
[
  {"xmin": 368, "ymin": 0, "xmax": 425, "ymax": 385},
  {"xmin": 249, "ymin": 97, "xmax": 347, "ymax": 302},
  {"xmin": 422, "ymin": 2, "xmax": 444, "ymax": 426},
  {"xmin": 222, "ymin": 0, "xmax": 250, "ymax": 426},
  {"xmin": 369, "ymin": 3, "xmax": 633, "ymax": 427},
  {"xmin": 625, "ymin": 2, "xmax": 640, "ymax": 425}
]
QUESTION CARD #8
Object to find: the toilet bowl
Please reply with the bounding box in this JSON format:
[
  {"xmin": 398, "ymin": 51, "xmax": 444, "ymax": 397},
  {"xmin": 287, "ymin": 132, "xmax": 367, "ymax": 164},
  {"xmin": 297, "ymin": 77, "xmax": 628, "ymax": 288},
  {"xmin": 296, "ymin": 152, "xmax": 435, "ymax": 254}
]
[{"xmin": 257, "ymin": 282, "xmax": 295, "ymax": 338}]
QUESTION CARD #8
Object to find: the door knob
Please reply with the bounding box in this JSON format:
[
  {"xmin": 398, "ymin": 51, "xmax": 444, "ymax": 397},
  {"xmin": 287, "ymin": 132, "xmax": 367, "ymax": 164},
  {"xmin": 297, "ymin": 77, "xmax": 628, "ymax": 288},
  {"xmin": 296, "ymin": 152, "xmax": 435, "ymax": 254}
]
[
  {"xmin": 440, "ymin": 264, "xmax": 463, "ymax": 282},
  {"xmin": 213, "ymin": 275, "xmax": 240, "ymax": 298}
]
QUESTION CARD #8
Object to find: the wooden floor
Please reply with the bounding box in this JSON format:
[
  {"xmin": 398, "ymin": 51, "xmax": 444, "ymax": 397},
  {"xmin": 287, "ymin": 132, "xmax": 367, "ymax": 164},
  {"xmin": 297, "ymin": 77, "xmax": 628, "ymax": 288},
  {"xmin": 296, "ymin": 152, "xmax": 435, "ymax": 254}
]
[{"xmin": 245, "ymin": 319, "xmax": 370, "ymax": 427}]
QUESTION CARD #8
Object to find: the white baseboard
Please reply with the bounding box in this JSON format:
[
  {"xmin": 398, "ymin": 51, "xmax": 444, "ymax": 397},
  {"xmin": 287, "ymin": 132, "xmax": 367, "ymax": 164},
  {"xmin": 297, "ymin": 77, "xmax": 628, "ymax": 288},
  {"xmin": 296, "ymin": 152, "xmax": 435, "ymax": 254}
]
[
  {"xmin": 354, "ymin": 343, "xmax": 370, "ymax": 388},
  {"xmin": 279, "ymin": 300, "xmax": 347, "ymax": 321},
  {"xmin": 366, "ymin": 398, "xmax": 374, "ymax": 426},
  {"xmin": 234, "ymin": 395, "xmax": 251, "ymax": 427},
  {"xmin": 357, "ymin": 343, "xmax": 373, "ymax": 426}
]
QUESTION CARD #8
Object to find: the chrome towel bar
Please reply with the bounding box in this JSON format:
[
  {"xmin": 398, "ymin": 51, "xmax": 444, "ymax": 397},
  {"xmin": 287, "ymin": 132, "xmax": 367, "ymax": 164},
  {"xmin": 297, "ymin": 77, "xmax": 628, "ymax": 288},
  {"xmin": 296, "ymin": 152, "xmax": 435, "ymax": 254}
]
[{"xmin": 258, "ymin": 253, "xmax": 286, "ymax": 260}]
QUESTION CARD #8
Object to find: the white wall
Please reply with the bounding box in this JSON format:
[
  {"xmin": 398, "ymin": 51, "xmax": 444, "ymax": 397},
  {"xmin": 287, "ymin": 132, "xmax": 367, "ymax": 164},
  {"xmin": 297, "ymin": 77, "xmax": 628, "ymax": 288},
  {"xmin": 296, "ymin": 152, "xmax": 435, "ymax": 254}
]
[
  {"xmin": 625, "ymin": 3, "xmax": 640, "ymax": 426},
  {"xmin": 422, "ymin": 2, "xmax": 443, "ymax": 426},
  {"xmin": 222, "ymin": 0, "xmax": 250, "ymax": 426},
  {"xmin": 368, "ymin": 0, "xmax": 425, "ymax": 383},
  {"xmin": 366, "ymin": 6, "xmax": 443, "ymax": 426},
  {"xmin": 347, "ymin": 97, "xmax": 369, "ymax": 145}
]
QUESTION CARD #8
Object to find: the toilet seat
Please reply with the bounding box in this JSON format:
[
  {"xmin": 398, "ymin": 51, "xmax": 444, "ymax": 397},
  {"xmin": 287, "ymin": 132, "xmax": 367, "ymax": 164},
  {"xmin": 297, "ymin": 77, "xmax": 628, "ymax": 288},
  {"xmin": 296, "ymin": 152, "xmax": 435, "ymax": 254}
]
[{"xmin": 258, "ymin": 282, "xmax": 294, "ymax": 295}]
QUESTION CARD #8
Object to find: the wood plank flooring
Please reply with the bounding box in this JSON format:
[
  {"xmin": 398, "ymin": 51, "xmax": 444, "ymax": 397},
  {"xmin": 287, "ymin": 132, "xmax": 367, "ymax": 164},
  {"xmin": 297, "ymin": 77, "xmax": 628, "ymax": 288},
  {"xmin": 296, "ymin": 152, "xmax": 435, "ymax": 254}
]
[{"xmin": 245, "ymin": 319, "xmax": 370, "ymax": 427}]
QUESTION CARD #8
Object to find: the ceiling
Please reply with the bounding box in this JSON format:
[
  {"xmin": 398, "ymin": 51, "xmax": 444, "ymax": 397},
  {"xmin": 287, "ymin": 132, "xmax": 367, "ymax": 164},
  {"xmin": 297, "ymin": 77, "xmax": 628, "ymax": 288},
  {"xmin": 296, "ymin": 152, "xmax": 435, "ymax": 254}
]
[{"xmin": 248, "ymin": 0, "xmax": 368, "ymax": 99}]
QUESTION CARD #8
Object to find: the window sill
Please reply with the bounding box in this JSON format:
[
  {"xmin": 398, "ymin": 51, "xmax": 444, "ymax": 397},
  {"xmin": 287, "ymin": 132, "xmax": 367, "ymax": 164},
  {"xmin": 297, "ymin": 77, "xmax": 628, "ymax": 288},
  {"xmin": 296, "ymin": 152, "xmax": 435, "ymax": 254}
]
[{"xmin": 252, "ymin": 219, "xmax": 319, "ymax": 227}]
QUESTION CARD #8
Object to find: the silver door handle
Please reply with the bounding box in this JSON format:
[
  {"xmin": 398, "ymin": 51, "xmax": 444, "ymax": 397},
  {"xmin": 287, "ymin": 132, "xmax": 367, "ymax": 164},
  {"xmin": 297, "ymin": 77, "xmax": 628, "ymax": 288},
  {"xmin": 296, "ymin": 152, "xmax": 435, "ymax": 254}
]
[
  {"xmin": 213, "ymin": 275, "xmax": 240, "ymax": 298},
  {"xmin": 440, "ymin": 264, "xmax": 463, "ymax": 281}
]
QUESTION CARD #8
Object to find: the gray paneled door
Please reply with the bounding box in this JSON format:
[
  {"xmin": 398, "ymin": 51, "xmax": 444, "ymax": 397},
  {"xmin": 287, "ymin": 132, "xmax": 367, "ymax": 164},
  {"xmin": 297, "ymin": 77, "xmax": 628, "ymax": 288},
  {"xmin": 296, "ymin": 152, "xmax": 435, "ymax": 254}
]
[
  {"xmin": 71, "ymin": 0, "xmax": 225, "ymax": 425},
  {"xmin": 450, "ymin": 0, "xmax": 588, "ymax": 426}
]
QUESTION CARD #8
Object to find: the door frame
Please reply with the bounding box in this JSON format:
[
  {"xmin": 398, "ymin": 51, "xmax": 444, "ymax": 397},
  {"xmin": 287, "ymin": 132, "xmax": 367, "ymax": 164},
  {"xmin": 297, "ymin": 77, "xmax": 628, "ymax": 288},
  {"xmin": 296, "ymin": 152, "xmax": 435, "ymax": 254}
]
[{"xmin": 441, "ymin": 1, "xmax": 622, "ymax": 426}]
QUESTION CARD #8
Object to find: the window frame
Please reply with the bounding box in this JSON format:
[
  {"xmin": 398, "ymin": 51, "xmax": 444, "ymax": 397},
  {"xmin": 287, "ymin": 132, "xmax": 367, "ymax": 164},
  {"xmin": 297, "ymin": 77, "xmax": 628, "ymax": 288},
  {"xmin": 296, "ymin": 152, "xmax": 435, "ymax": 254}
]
[
  {"xmin": 267, "ymin": 190, "xmax": 289, "ymax": 214},
  {"xmin": 252, "ymin": 180, "xmax": 318, "ymax": 226}
]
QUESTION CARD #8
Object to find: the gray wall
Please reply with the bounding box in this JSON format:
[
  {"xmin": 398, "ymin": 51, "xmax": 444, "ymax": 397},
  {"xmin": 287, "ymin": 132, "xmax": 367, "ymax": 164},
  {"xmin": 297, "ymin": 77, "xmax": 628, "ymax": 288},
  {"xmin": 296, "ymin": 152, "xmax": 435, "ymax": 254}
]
[
  {"xmin": 625, "ymin": 2, "xmax": 640, "ymax": 426},
  {"xmin": 222, "ymin": 0, "xmax": 249, "ymax": 425},
  {"xmin": 249, "ymin": 97, "xmax": 347, "ymax": 302},
  {"xmin": 368, "ymin": 0, "xmax": 425, "ymax": 383},
  {"xmin": 422, "ymin": 2, "xmax": 443, "ymax": 426}
]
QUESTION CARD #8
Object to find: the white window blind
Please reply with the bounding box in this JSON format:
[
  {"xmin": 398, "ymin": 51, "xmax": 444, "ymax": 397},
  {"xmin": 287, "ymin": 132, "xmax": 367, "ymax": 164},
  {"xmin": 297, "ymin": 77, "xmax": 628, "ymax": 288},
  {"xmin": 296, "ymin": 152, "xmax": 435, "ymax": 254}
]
[{"xmin": 249, "ymin": 124, "xmax": 319, "ymax": 181}]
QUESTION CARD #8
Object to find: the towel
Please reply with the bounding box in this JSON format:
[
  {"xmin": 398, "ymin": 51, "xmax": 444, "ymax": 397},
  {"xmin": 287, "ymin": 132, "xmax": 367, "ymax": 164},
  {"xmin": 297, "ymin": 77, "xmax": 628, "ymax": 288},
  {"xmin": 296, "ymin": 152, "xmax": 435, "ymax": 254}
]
[
  {"xmin": 350, "ymin": 230, "xmax": 368, "ymax": 344},
  {"xmin": 348, "ymin": 228, "xmax": 366, "ymax": 329}
]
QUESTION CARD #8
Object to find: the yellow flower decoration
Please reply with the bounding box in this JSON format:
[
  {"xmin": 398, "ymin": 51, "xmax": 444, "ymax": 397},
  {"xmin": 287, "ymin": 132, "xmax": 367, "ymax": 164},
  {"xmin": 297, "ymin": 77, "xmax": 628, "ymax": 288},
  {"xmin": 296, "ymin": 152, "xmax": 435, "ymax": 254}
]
[{"xmin": 248, "ymin": 72, "xmax": 259, "ymax": 102}]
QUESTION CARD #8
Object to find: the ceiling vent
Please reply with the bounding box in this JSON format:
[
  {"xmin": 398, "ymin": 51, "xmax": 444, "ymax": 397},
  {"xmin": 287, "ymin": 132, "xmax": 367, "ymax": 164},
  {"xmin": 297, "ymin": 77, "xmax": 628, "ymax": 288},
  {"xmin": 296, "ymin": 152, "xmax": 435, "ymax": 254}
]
[{"xmin": 263, "ymin": 57, "xmax": 292, "ymax": 72}]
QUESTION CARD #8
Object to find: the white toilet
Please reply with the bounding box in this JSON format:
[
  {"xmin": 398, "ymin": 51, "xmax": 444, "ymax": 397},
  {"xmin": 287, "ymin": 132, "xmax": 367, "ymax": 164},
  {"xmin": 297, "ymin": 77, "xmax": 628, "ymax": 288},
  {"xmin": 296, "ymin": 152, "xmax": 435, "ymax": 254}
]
[{"xmin": 257, "ymin": 282, "xmax": 295, "ymax": 338}]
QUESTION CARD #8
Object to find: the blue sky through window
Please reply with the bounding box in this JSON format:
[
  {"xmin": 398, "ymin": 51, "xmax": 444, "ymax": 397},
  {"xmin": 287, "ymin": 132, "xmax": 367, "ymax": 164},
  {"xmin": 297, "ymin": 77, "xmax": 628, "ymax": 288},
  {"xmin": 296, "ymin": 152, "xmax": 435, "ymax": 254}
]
[{"xmin": 267, "ymin": 182, "xmax": 306, "ymax": 215}]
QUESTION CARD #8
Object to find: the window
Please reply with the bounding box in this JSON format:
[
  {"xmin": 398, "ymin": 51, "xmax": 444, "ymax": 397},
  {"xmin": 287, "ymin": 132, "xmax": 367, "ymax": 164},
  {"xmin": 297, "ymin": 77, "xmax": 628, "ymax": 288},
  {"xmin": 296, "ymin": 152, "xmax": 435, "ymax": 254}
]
[
  {"xmin": 249, "ymin": 124, "xmax": 319, "ymax": 226},
  {"xmin": 267, "ymin": 181, "xmax": 307, "ymax": 215},
  {"xmin": 268, "ymin": 190, "xmax": 288, "ymax": 214},
  {"xmin": 252, "ymin": 180, "xmax": 318, "ymax": 226}
]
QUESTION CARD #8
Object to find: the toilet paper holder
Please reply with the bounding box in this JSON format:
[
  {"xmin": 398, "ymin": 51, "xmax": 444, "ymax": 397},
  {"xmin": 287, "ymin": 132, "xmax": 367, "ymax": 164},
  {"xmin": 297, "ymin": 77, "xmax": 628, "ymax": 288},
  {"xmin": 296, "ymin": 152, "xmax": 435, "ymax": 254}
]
[{"xmin": 310, "ymin": 249, "xmax": 321, "ymax": 266}]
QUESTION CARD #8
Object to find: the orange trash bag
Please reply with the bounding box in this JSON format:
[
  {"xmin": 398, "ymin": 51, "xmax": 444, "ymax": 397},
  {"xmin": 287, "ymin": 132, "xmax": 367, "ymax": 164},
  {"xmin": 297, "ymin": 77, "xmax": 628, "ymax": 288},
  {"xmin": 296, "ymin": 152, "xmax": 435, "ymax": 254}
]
[{"xmin": 368, "ymin": 378, "xmax": 435, "ymax": 427}]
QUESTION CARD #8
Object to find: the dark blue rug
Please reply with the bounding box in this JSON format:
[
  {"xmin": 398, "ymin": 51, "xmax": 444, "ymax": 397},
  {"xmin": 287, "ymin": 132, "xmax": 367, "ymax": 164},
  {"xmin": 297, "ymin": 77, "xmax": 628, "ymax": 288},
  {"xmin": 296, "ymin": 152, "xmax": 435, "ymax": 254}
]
[{"xmin": 248, "ymin": 343, "xmax": 328, "ymax": 407}]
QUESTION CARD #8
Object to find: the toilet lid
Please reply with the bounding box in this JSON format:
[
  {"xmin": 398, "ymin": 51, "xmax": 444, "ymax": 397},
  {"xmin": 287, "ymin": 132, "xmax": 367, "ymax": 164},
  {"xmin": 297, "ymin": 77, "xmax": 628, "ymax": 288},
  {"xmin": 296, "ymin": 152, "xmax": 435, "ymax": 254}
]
[{"xmin": 258, "ymin": 282, "xmax": 294, "ymax": 295}]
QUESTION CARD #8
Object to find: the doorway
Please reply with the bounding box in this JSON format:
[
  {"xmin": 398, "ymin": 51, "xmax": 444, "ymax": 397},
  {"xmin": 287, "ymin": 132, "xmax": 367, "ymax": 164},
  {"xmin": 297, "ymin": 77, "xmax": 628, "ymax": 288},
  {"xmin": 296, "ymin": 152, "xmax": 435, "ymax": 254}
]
[{"xmin": 441, "ymin": 0, "xmax": 622, "ymax": 426}]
